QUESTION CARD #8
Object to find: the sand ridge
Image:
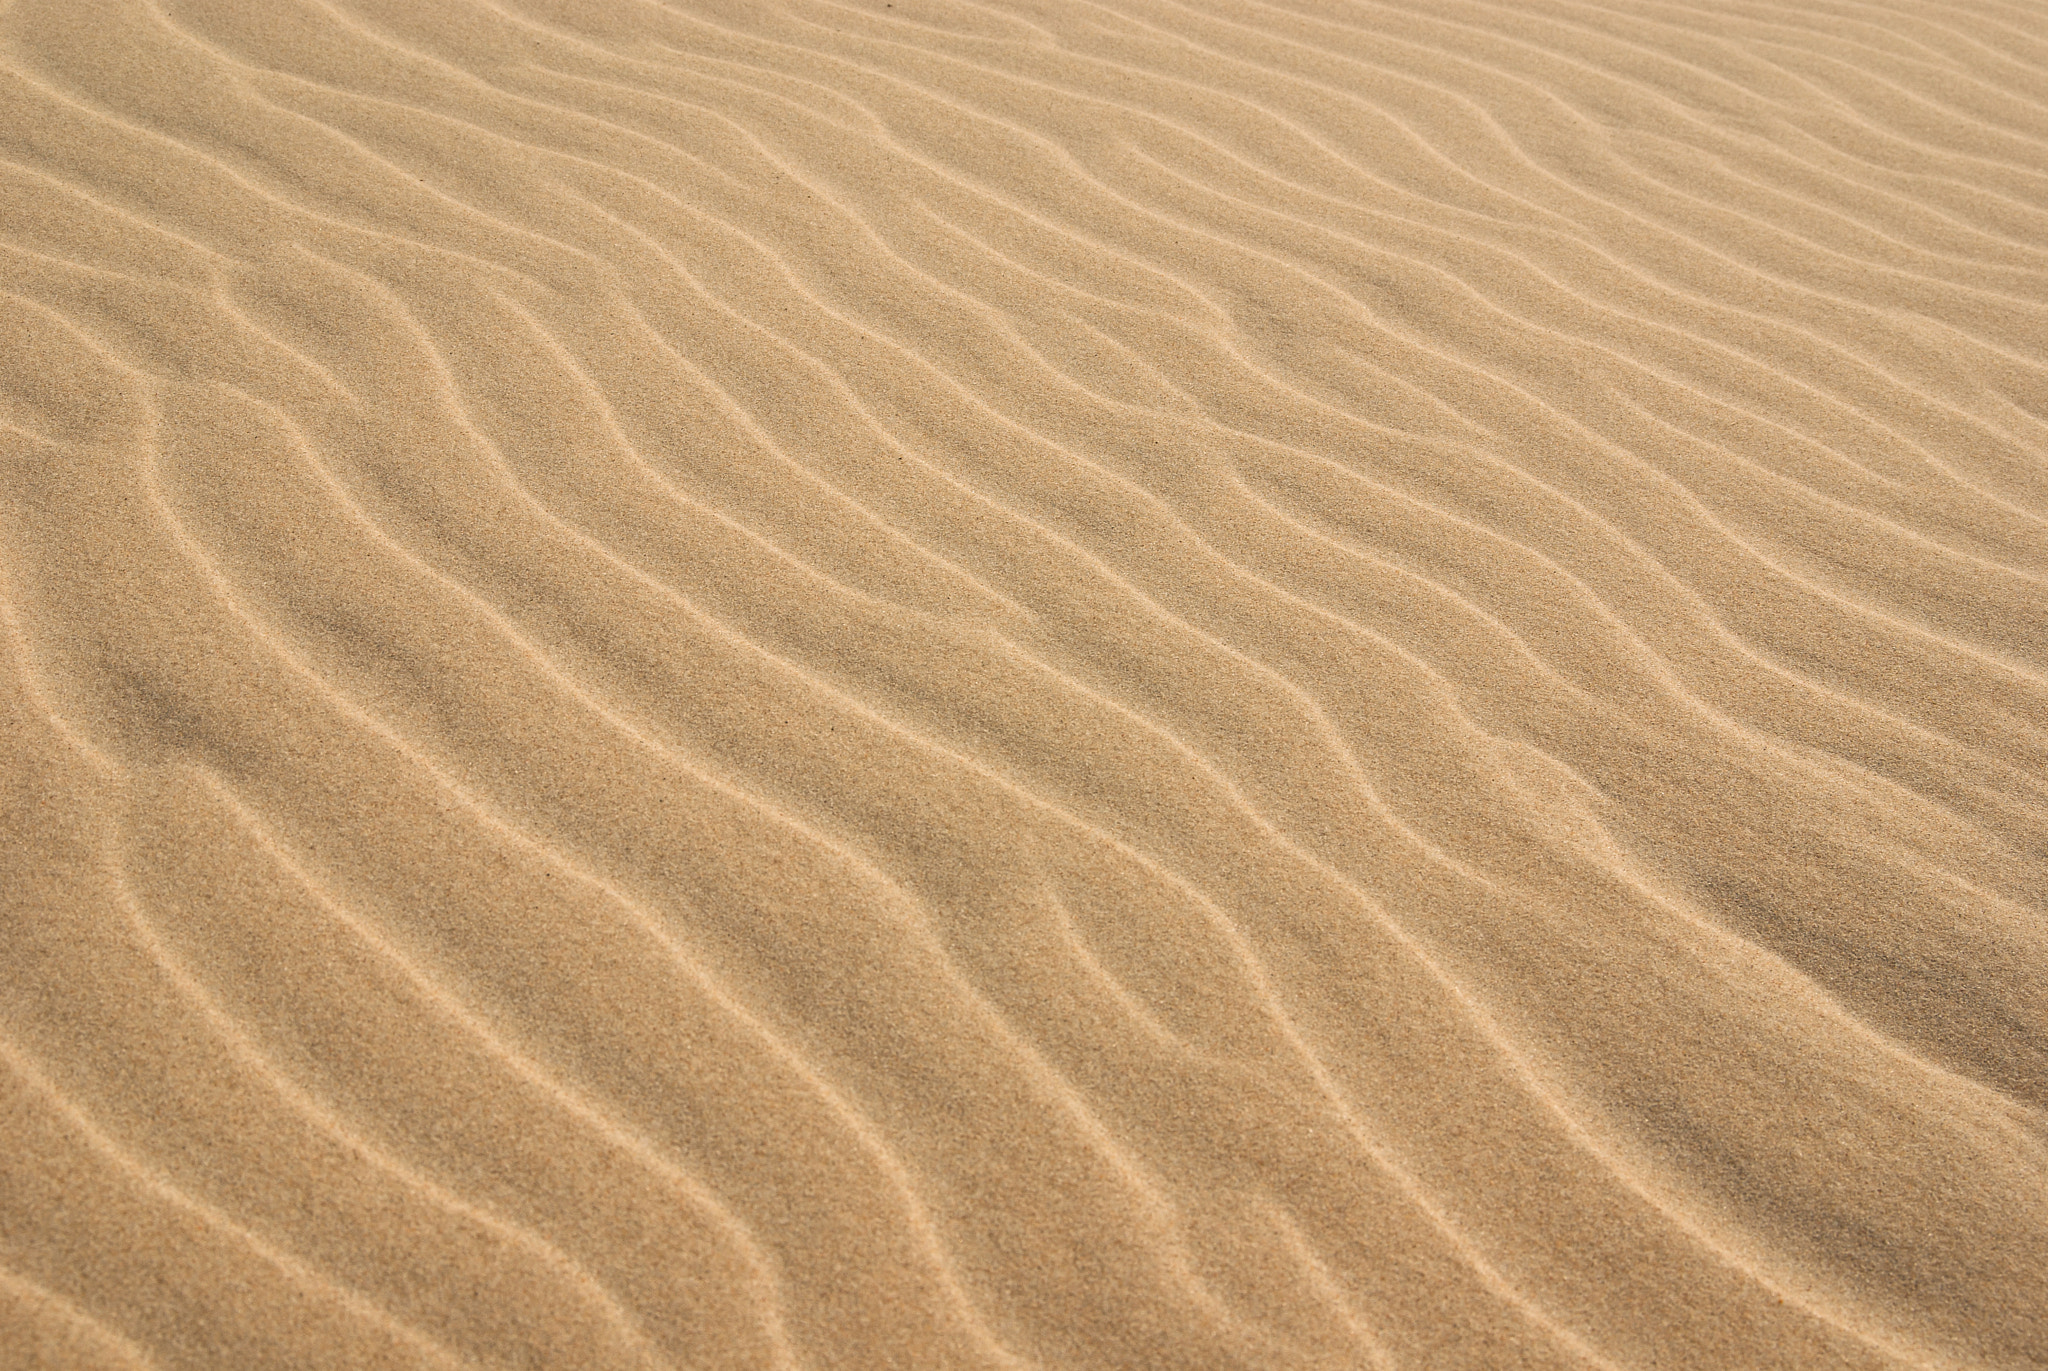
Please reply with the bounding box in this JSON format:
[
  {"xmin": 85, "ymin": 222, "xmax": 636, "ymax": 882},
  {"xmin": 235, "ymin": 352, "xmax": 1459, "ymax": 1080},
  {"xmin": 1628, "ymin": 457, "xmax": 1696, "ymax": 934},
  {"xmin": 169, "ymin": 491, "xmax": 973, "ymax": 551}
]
[{"xmin": 2, "ymin": 0, "xmax": 2045, "ymax": 1366}]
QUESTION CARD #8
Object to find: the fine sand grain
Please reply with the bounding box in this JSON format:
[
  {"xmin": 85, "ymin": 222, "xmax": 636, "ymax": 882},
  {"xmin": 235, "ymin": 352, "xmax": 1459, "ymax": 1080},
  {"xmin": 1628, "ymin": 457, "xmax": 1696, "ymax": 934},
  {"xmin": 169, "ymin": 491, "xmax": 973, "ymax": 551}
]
[{"xmin": 3, "ymin": 0, "xmax": 2046, "ymax": 1366}]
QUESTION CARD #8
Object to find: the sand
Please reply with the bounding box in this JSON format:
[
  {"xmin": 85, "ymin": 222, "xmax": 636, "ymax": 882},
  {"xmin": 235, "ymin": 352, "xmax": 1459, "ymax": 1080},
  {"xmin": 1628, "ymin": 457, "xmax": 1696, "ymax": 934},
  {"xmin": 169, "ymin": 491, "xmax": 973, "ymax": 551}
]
[{"xmin": 2, "ymin": 0, "xmax": 2045, "ymax": 1365}]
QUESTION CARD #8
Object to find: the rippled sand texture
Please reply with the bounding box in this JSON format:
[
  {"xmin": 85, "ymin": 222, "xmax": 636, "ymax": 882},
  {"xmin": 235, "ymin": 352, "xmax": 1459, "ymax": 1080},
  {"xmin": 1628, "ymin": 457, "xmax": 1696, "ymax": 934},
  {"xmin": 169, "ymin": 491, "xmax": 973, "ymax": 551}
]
[{"xmin": 5, "ymin": 0, "xmax": 2048, "ymax": 1366}]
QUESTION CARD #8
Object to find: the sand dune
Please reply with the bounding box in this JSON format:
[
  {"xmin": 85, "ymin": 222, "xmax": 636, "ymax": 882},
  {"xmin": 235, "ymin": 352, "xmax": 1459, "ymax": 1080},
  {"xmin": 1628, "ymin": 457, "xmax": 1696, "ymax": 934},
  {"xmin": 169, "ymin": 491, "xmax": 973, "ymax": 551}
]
[{"xmin": 2, "ymin": 0, "xmax": 2045, "ymax": 1365}]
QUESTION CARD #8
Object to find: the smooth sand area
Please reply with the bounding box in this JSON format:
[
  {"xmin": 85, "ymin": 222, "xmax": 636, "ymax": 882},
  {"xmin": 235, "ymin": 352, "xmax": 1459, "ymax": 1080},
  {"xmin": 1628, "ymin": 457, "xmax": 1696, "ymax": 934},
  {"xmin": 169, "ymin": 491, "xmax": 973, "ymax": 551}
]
[{"xmin": 3, "ymin": 0, "xmax": 2046, "ymax": 1366}]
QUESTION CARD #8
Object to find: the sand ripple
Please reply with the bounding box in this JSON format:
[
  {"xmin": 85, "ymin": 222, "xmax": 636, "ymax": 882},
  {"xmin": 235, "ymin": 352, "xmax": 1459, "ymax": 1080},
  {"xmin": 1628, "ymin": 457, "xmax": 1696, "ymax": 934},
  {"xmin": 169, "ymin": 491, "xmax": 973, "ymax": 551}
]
[{"xmin": 3, "ymin": 0, "xmax": 2045, "ymax": 1366}]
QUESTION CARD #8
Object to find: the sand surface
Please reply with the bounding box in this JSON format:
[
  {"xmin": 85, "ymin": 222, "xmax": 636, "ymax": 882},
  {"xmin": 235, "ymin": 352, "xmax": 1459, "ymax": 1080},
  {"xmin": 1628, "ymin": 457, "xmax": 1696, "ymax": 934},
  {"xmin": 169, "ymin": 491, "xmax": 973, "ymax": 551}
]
[{"xmin": 3, "ymin": 0, "xmax": 2047, "ymax": 1366}]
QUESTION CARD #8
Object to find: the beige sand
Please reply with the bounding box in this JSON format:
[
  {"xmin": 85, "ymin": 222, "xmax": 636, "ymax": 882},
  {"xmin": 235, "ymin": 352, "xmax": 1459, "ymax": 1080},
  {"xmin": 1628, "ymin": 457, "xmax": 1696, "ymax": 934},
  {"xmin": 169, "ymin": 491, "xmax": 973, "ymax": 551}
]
[{"xmin": 3, "ymin": 0, "xmax": 2045, "ymax": 1365}]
